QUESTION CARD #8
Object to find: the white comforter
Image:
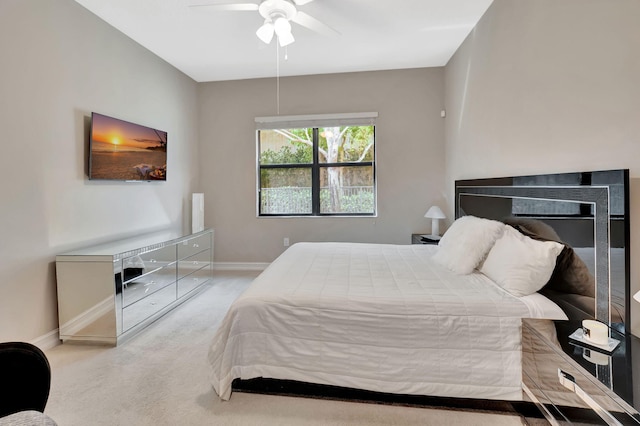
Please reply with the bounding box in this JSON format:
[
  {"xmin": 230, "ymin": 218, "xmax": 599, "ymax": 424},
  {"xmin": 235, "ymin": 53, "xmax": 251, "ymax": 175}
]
[{"xmin": 208, "ymin": 242, "xmax": 564, "ymax": 401}]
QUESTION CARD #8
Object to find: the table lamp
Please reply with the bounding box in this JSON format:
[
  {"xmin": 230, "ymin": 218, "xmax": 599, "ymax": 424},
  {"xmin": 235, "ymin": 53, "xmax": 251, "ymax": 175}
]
[{"xmin": 424, "ymin": 206, "xmax": 446, "ymax": 240}]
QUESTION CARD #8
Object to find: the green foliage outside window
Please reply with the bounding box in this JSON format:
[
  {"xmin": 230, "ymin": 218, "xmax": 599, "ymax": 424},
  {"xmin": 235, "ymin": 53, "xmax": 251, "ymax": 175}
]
[{"xmin": 260, "ymin": 142, "xmax": 312, "ymax": 165}]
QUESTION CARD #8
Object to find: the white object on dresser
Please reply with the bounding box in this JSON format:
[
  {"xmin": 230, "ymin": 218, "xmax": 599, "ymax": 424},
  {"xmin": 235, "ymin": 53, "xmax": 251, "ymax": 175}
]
[
  {"xmin": 192, "ymin": 193, "xmax": 204, "ymax": 233},
  {"xmin": 56, "ymin": 228, "xmax": 213, "ymax": 345}
]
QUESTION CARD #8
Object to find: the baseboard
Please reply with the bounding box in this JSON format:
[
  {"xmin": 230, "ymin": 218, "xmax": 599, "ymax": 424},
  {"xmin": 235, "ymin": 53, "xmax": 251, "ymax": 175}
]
[
  {"xmin": 213, "ymin": 262, "xmax": 269, "ymax": 271},
  {"xmin": 30, "ymin": 328, "xmax": 61, "ymax": 351}
]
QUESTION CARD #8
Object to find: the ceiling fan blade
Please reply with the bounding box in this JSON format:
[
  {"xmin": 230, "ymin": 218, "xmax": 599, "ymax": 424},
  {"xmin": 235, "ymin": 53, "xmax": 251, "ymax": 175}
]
[
  {"xmin": 189, "ymin": 2, "xmax": 259, "ymax": 11},
  {"xmin": 292, "ymin": 11, "xmax": 340, "ymax": 37},
  {"xmin": 293, "ymin": 0, "xmax": 315, "ymax": 5}
]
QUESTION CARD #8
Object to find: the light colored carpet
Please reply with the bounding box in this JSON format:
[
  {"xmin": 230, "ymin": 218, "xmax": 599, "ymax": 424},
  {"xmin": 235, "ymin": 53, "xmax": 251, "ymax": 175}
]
[{"xmin": 44, "ymin": 271, "xmax": 528, "ymax": 425}]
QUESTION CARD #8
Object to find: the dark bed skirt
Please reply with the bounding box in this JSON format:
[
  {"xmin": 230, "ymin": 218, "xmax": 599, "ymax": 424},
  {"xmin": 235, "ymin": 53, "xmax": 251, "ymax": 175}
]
[{"xmin": 231, "ymin": 377, "xmax": 544, "ymax": 419}]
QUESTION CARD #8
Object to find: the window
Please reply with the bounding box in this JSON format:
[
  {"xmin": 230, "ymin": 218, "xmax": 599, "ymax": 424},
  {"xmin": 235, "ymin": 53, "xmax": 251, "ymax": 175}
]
[{"xmin": 257, "ymin": 119, "xmax": 376, "ymax": 216}]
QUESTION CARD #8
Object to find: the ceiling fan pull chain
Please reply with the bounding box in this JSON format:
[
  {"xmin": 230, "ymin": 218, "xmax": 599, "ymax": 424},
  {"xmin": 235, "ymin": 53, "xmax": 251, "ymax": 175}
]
[{"xmin": 276, "ymin": 41, "xmax": 280, "ymax": 115}]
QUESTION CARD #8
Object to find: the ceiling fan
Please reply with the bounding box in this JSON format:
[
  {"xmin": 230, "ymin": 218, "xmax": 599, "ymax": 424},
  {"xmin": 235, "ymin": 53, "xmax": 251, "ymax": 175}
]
[{"xmin": 190, "ymin": 0, "xmax": 339, "ymax": 47}]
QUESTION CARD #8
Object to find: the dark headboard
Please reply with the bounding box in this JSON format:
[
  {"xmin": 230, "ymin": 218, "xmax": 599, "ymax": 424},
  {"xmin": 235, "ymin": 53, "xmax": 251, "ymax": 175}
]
[{"xmin": 455, "ymin": 169, "xmax": 630, "ymax": 333}]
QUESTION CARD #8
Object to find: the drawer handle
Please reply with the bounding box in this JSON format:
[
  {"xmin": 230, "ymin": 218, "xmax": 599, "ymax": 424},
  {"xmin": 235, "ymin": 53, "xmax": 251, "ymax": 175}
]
[
  {"xmin": 557, "ymin": 369, "xmax": 623, "ymax": 426},
  {"xmin": 149, "ymin": 259, "xmax": 157, "ymax": 263},
  {"xmin": 193, "ymin": 261, "xmax": 199, "ymax": 265},
  {"xmin": 193, "ymin": 243, "xmax": 199, "ymax": 248},
  {"xmin": 144, "ymin": 281, "xmax": 156, "ymax": 286}
]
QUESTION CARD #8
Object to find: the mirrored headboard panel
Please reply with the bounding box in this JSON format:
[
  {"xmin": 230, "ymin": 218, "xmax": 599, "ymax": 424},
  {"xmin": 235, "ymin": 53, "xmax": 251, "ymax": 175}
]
[{"xmin": 455, "ymin": 169, "xmax": 630, "ymax": 333}]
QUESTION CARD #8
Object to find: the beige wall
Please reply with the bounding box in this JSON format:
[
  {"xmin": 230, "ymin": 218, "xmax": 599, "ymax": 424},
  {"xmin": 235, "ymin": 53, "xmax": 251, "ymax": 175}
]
[
  {"xmin": 444, "ymin": 0, "xmax": 640, "ymax": 334},
  {"xmin": 0, "ymin": 0, "xmax": 199, "ymax": 343},
  {"xmin": 198, "ymin": 68, "xmax": 445, "ymax": 263}
]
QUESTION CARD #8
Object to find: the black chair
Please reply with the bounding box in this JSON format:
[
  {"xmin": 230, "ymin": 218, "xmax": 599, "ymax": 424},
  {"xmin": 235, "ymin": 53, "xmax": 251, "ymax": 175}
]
[{"xmin": 0, "ymin": 342, "xmax": 51, "ymax": 418}]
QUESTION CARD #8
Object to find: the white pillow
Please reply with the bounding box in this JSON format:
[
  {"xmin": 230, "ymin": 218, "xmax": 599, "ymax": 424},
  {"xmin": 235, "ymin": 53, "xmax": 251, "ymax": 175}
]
[
  {"xmin": 480, "ymin": 225, "xmax": 564, "ymax": 297},
  {"xmin": 431, "ymin": 215, "xmax": 507, "ymax": 274}
]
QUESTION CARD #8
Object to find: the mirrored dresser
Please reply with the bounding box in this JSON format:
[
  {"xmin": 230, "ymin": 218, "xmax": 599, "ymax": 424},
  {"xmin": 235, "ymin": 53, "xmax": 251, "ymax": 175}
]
[
  {"xmin": 522, "ymin": 318, "xmax": 640, "ymax": 425},
  {"xmin": 56, "ymin": 228, "xmax": 213, "ymax": 345}
]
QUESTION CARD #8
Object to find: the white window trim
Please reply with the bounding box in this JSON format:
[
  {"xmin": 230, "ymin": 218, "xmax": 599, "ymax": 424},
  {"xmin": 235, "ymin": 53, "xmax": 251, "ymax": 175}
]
[{"xmin": 255, "ymin": 112, "xmax": 378, "ymax": 130}]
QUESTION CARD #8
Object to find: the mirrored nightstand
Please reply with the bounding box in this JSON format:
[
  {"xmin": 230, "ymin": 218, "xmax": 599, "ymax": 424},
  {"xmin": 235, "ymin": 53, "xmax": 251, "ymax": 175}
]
[{"xmin": 522, "ymin": 318, "xmax": 640, "ymax": 425}]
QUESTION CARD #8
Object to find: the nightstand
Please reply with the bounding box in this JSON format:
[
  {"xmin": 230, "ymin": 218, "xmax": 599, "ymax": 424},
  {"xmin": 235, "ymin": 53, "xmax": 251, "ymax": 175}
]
[
  {"xmin": 522, "ymin": 319, "xmax": 640, "ymax": 425},
  {"xmin": 411, "ymin": 234, "xmax": 440, "ymax": 245}
]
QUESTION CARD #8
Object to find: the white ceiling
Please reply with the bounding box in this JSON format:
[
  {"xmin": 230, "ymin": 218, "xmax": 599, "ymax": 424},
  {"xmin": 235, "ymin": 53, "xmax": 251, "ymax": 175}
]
[{"xmin": 73, "ymin": 0, "xmax": 493, "ymax": 83}]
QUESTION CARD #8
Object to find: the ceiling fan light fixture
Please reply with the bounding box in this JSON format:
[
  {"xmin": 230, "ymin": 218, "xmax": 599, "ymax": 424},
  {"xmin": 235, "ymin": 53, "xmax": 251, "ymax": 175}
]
[
  {"xmin": 256, "ymin": 19, "xmax": 275, "ymax": 44},
  {"xmin": 277, "ymin": 29, "xmax": 295, "ymax": 47}
]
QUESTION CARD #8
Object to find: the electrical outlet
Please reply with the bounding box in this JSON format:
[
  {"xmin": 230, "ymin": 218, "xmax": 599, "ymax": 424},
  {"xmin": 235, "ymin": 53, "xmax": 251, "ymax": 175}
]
[{"xmin": 283, "ymin": 237, "xmax": 290, "ymax": 247}]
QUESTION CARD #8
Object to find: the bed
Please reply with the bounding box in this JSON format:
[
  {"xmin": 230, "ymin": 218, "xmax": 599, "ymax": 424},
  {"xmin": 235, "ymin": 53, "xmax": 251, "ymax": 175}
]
[
  {"xmin": 208, "ymin": 169, "xmax": 631, "ymax": 402},
  {"xmin": 208, "ymin": 241, "xmax": 566, "ymax": 401}
]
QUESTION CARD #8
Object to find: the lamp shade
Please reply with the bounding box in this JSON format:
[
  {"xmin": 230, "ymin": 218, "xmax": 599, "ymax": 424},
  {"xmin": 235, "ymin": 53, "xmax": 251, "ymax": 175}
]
[
  {"xmin": 634, "ymin": 290, "xmax": 640, "ymax": 303},
  {"xmin": 273, "ymin": 16, "xmax": 291, "ymax": 35},
  {"xmin": 277, "ymin": 30, "xmax": 295, "ymax": 47},
  {"xmin": 256, "ymin": 20, "xmax": 275, "ymax": 44},
  {"xmin": 424, "ymin": 205, "xmax": 446, "ymax": 219}
]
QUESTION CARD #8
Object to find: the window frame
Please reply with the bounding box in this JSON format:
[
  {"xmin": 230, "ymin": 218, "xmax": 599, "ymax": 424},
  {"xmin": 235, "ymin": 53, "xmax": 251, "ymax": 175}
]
[{"xmin": 257, "ymin": 125, "xmax": 377, "ymax": 217}]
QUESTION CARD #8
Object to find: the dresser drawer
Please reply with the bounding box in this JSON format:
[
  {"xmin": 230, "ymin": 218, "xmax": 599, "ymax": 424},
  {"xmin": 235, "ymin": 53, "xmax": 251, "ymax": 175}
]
[
  {"xmin": 177, "ymin": 233, "xmax": 211, "ymax": 260},
  {"xmin": 177, "ymin": 266, "xmax": 211, "ymax": 298},
  {"xmin": 122, "ymin": 283, "xmax": 176, "ymax": 332},
  {"xmin": 122, "ymin": 265, "xmax": 176, "ymax": 308},
  {"xmin": 177, "ymin": 250, "xmax": 211, "ymax": 280},
  {"xmin": 134, "ymin": 245, "xmax": 177, "ymax": 270}
]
